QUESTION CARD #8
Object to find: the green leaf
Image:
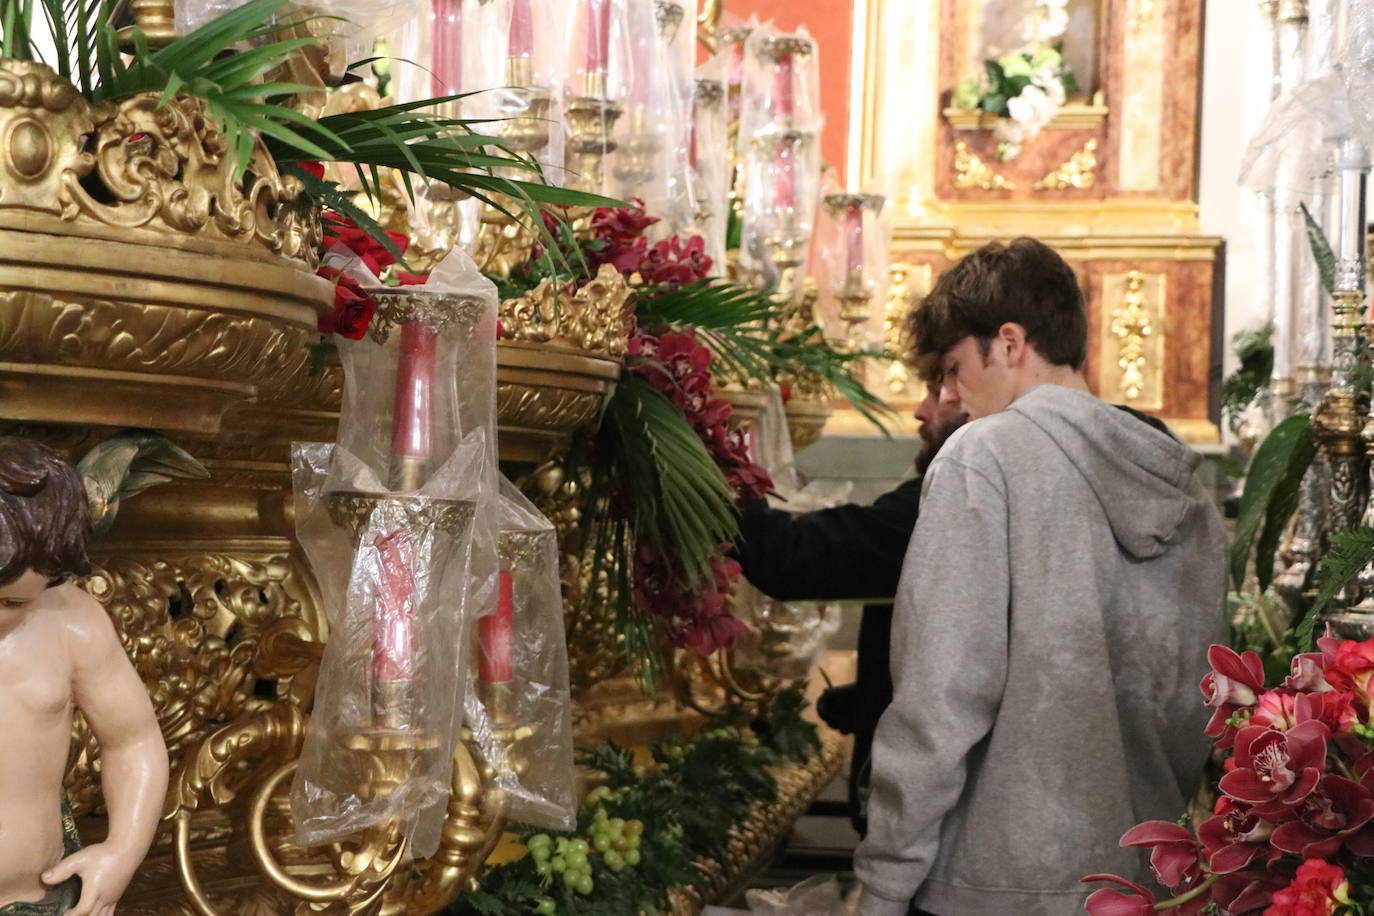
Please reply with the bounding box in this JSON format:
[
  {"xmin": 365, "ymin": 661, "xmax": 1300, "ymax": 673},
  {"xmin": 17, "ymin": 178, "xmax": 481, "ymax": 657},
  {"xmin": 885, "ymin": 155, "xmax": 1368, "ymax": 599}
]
[
  {"xmin": 1296, "ymin": 526, "xmax": 1374, "ymax": 650},
  {"xmin": 1230, "ymin": 414, "xmax": 1318, "ymax": 591},
  {"xmin": 1300, "ymin": 201, "xmax": 1336, "ymax": 296}
]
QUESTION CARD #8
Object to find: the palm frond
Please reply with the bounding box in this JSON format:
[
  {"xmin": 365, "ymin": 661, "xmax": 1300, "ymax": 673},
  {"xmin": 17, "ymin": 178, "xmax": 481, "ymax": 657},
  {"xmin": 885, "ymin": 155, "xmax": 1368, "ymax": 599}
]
[{"xmin": 636, "ymin": 280, "xmax": 893, "ymax": 430}]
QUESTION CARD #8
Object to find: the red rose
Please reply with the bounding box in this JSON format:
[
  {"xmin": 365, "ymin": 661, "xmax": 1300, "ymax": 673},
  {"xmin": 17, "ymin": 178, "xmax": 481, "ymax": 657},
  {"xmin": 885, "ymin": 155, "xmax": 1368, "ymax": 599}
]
[
  {"xmin": 323, "ymin": 213, "xmax": 409, "ymax": 278},
  {"xmin": 1264, "ymin": 859, "xmax": 1351, "ymax": 916},
  {"xmin": 316, "ymin": 265, "xmax": 376, "ymax": 340},
  {"xmin": 1324, "ymin": 638, "xmax": 1374, "ymax": 715},
  {"xmin": 294, "ymin": 161, "xmax": 326, "ymax": 180}
]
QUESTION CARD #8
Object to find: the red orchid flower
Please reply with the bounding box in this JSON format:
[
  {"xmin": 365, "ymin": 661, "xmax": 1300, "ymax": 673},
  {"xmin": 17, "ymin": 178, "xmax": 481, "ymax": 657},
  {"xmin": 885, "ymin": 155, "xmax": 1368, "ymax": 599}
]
[
  {"xmin": 1201, "ymin": 644, "xmax": 1266, "ymax": 748},
  {"xmin": 1219, "ymin": 720, "xmax": 1329, "ymax": 816},
  {"xmin": 1118, "ymin": 821, "xmax": 1204, "ymax": 889},
  {"xmin": 1270, "ymin": 773, "xmax": 1374, "ymax": 858},
  {"xmin": 1081, "ymin": 875, "xmax": 1157, "ymax": 916},
  {"xmin": 1198, "ymin": 797, "xmax": 1280, "ymax": 873}
]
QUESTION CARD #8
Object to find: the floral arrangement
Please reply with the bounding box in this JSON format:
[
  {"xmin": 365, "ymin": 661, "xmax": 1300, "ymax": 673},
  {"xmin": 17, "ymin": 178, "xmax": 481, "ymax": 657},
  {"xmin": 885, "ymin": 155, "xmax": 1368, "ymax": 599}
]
[
  {"xmin": 952, "ymin": 43, "xmax": 1078, "ymax": 160},
  {"xmin": 487, "ymin": 200, "xmax": 884, "ymax": 671},
  {"xmin": 1083, "ymin": 636, "xmax": 1374, "ymax": 915},
  {"xmin": 451, "ymin": 688, "xmax": 820, "ymax": 916}
]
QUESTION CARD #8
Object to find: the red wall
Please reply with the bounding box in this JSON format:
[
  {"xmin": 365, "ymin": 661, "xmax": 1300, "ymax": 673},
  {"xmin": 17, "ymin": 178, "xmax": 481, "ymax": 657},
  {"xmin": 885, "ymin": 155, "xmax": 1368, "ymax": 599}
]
[{"xmin": 723, "ymin": 0, "xmax": 854, "ymax": 185}]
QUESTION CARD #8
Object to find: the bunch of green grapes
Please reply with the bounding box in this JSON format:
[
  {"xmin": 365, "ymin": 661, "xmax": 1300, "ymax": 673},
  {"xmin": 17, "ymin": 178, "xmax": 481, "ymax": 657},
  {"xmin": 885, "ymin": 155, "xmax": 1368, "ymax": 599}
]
[{"xmin": 524, "ymin": 789, "xmax": 646, "ymax": 912}]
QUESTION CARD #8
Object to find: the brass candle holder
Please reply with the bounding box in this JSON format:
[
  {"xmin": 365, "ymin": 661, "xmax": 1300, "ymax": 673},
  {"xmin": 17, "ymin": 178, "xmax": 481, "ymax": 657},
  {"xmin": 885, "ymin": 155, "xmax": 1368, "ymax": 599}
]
[
  {"xmin": 613, "ymin": 108, "xmax": 662, "ymax": 187},
  {"xmin": 823, "ymin": 191, "xmax": 886, "ymax": 351},
  {"xmin": 566, "ymin": 71, "xmax": 624, "ymax": 192}
]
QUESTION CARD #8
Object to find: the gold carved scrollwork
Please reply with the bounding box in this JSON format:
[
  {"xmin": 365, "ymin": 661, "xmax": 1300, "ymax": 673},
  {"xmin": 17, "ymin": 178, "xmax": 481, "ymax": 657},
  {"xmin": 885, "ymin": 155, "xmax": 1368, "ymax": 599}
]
[
  {"xmin": 953, "ymin": 141, "xmax": 1016, "ymax": 191},
  {"xmin": 73, "ymin": 553, "xmax": 314, "ymax": 816},
  {"xmin": 1100, "ymin": 270, "xmax": 1166, "ymax": 410},
  {"xmin": 0, "ymin": 61, "xmax": 318, "ymax": 263},
  {"xmin": 500, "ymin": 264, "xmax": 636, "ymax": 358},
  {"xmin": 1033, "ymin": 139, "xmax": 1099, "ymax": 190}
]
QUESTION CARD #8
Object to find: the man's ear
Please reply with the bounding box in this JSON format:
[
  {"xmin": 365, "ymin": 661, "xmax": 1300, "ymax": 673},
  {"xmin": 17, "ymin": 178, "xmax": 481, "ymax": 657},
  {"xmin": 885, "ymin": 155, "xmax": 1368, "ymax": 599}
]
[{"xmin": 997, "ymin": 322, "xmax": 1030, "ymax": 366}]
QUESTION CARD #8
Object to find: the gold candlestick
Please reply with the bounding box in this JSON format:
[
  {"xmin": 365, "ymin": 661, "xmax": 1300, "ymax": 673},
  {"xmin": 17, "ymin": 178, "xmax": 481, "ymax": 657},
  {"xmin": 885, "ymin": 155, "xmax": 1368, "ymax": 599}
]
[{"xmin": 566, "ymin": 71, "xmax": 624, "ymax": 192}]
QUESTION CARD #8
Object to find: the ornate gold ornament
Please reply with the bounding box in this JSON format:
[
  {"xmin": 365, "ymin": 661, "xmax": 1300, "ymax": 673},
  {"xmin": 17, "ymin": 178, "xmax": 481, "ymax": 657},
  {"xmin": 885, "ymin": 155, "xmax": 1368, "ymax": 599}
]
[
  {"xmin": 1033, "ymin": 139, "xmax": 1099, "ymax": 190},
  {"xmin": 499, "ymin": 263, "xmax": 636, "ymax": 358},
  {"xmin": 365, "ymin": 288, "xmax": 490, "ymax": 345},
  {"xmin": 0, "ymin": 61, "xmax": 319, "ymax": 263},
  {"xmin": 1101, "ymin": 270, "xmax": 1166, "ymax": 409},
  {"xmin": 953, "ymin": 141, "xmax": 1017, "ymax": 191},
  {"xmin": 883, "ymin": 262, "xmax": 933, "ymax": 397}
]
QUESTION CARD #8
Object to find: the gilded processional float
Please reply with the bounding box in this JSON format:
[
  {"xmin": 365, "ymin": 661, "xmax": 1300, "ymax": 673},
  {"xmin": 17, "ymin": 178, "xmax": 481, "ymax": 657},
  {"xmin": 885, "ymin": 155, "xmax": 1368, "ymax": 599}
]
[{"xmin": 0, "ymin": 0, "xmax": 888, "ymax": 913}]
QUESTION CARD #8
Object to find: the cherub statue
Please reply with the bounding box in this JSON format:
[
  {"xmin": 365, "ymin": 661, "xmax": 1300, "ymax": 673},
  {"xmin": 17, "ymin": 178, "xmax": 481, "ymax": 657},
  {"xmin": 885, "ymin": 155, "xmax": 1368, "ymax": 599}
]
[{"xmin": 0, "ymin": 439, "xmax": 168, "ymax": 916}]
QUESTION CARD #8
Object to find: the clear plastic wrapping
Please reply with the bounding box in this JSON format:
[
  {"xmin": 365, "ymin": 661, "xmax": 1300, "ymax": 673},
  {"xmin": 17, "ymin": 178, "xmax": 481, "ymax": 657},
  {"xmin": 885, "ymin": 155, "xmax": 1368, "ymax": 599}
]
[
  {"xmin": 691, "ymin": 55, "xmax": 730, "ymax": 272},
  {"xmin": 462, "ymin": 476, "xmax": 576, "ymax": 831},
  {"xmin": 607, "ymin": 0, "xmax": 692, "ymax": 228},
  {"xmin": 395, "ymin": 0, "xmax": 571, "ymax": 184},
  {"xmin": 736, "ymin": 25, "xmax": 824, "ymax": 293},
  {"xmin": 177, "ymin": 0, "xmax": 419, "ymax": 63},
  {"xmin": 291, "ymin": 248, "xmax": 501, "ymax": 858},
  {"xmin": 743, "ymin": 874, "xmax": 845, "ymax": 915},
  {"xmin": 1343, "ymin": 0, "xmax": 1374, "ymax": 149},
  {"xmin": 561, "ymin": 0, "xmax": 634, "ymax": 194},
  {"xmin": 814, "ymin": 190, "xmax": 890, "ymax": 352}
]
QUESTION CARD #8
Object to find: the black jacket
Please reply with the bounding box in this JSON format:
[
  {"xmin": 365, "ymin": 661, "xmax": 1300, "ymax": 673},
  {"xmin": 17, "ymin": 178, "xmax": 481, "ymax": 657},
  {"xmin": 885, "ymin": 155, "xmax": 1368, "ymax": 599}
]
[
  {"xmin": 733, "ymin": 476, "xmax": 924, "ymax": 834},
  {"xmin": 733, "ymin": 475, "xmax": 923, "ymax": 603}
]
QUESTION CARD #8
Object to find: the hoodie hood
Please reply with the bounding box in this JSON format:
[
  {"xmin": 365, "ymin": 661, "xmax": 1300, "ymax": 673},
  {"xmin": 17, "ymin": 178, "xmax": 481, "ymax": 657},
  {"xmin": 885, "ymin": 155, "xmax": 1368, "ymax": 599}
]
[{"xmin": 1007, "ymin": 385, "xmax": 1203, "ymax": 559}]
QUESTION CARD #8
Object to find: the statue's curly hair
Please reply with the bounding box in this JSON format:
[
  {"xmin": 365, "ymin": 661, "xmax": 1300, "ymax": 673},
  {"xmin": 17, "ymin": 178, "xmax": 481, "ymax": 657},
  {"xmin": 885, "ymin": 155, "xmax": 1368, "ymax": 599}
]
[{"xmin": 0, "ymin": 438, "xmax": 90, "ymax": 586}]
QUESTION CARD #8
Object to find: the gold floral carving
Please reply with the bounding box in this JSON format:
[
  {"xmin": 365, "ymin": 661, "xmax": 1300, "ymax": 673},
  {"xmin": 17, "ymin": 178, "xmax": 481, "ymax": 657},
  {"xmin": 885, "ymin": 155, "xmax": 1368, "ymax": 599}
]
[
  {"xmin": 883, "ymin": 262, "xmax": 933, "ymax": 397},
  {"xmin": 474, "ymin": 206, "xmax": 543, "ymax": 279},
  {"xmin": 0, "ymin": 61, "xmax": 319, "ymax": 263},
  {"xmin": 953, "ymin": 141, "xmax": 1016, "ymax": 191},
  {"xmin": 500, "ymin": 264, "xmax": 636, "ymax": 358},
  {"xmin": 71, "ymin": 553, "xmax": 315, "ymax": 816},
  {"xmin": 1033, "ymin": 139, "xmax": 1099, "ymax": 190},
  {"xmin": 1101, "ymin": 270, "xmax": 1167, "ymax": 410}
]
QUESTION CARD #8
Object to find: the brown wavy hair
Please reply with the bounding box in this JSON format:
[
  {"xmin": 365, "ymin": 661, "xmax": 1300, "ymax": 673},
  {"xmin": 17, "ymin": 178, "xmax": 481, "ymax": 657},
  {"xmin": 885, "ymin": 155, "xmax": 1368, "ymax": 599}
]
[
  {"xmin": 904, "ymin": 237, "xmax": 1087, "ymax": 384},
  {"xmin": 0, "ymin": 438, "xmax": 91, "ymax": 586}
]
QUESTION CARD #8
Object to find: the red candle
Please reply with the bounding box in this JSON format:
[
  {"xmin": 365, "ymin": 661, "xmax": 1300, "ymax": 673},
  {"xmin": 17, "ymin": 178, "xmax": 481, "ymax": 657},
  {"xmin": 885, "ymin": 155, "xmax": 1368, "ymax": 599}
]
[
  {"xmin": 509, "ymin": 0, "xmax": 534, "ymax": 59},
  {"xmin": 431, "ymin": 0, "xmax": 462, "ymax": 98},
  {"xmin": 845, "ymin": 204, "xmax": 865, "ymax": 275},
  {"xmin": 774, "ymin": 52, "xmax": 795, "ymax": 119},
  {"xmin": 390, "ymin": 320, "xmax": 437, "ymax": 489},
  {"xmin": 775, "ymin": 141, "xmax": 796, "ymax": 211},
  {"xmin": 584, "ymin": 0, "xmax": 613, "ymax": 73},
  {"xmin": 479, "ymin": 570, "xmax": 515, "ymax": 683},
  {"xmin": 372, "ymin": 530, "xmax": 417, "ymax": 684}
]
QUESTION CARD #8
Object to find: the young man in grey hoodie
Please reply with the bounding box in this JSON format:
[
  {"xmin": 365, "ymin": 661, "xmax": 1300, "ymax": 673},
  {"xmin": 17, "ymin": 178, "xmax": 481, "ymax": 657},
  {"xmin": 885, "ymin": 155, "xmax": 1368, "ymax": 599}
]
[{"xmin": 854, "ymin": 238, "xmax": 1228, "ymax": 916}]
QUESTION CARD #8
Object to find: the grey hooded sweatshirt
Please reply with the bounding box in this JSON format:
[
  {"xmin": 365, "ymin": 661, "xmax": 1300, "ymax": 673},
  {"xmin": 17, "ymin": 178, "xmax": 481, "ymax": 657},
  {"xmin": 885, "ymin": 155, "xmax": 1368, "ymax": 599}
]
[{"xmin": 855, "ymin": 384, "xmax": 1228, "ymax": 916}]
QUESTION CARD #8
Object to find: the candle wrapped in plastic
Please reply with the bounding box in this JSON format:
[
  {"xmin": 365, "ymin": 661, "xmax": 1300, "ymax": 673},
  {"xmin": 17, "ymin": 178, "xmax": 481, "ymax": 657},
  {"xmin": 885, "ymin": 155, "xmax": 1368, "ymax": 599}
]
[
  {"xmin": 611, "ymin": 0, "xmax": 693, "ymax": 232},
  {"xmin": 459, "ymin": 0, "xmax": 573, "ymax": 182},
  {"xmin": 463, "ymin": 476, "xmax": 576, "ymax": 831},
  {"xmin": 690, "ymin": 59, "xmax": 730, "ymax": 273},
  {"xmin": 290, "ymin": 248, "xmax": 500, "ymax": 858},
  {"xmin": 176, "ymin": 0, "xmax": 421, "ymax": 64},
  {"xmin": 813, "ymin": 188, "xmax": 890, "ymax": 348},
  {"xmin": 736, "ymin": 25, "xmax": 824, "ymax": 288}
]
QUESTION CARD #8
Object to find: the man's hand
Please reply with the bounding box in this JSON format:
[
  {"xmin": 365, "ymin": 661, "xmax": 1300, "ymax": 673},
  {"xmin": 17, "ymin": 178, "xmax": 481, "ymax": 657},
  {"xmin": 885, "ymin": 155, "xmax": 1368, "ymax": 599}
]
[{"xmin": 41, "ymin": 842, "xmax": 139, "ymax": 916}]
